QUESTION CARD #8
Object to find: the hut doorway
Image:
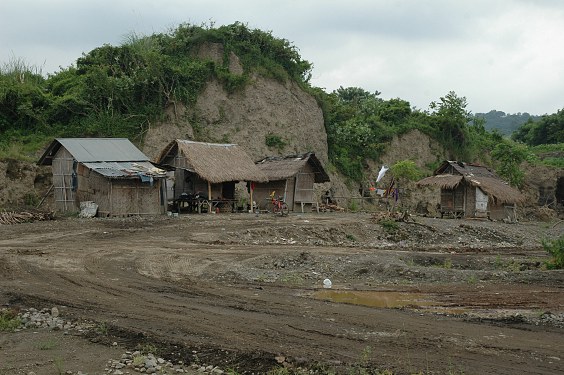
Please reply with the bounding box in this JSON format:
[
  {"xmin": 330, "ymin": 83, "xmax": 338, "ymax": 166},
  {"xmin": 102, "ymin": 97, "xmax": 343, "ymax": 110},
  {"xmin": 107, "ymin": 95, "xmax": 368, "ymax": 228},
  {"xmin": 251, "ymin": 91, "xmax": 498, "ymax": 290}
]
[
  {"xmin": 222, "ymin": 181, "xmax": 235, "ymax": 200},
  {"xmin": 557, "ymin": 177, "xmax": 564, "ymax": 207}
]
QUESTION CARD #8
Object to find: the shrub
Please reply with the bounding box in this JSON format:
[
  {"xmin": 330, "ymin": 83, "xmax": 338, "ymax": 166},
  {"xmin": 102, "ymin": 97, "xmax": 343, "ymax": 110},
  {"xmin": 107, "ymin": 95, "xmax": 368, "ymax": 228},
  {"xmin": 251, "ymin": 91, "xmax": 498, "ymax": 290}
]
[
  {"xmin": 0, "ymin": 309, "xmax": 22, "ymax": 331},
  {"xmin": 265, "ymin": 133, "xmax": 286, "ymax": 150},
  {"xmin": 379, "ymin": 219, "xmax": 399, "ymax": 232},
  {"xmin": 543, "ymin": 235, "xmax": 564, "ymax": 269}
]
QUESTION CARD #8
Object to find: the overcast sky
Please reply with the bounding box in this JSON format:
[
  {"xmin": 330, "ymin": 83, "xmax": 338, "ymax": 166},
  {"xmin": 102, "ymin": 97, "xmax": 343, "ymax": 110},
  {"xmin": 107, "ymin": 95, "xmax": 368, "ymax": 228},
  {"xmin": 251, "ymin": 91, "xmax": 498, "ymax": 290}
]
[{"xmin": 2, "ymin": 0, "xmax": 563, "ymax": 115}]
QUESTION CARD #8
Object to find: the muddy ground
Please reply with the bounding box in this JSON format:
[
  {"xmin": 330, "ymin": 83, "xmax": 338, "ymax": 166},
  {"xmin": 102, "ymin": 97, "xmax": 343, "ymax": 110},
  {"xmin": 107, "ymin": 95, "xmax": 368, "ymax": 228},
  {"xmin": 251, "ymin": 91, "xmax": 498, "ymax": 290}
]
[{"xmin": 0, "ymin": 212, "xmax": 563, "ymax": 375}]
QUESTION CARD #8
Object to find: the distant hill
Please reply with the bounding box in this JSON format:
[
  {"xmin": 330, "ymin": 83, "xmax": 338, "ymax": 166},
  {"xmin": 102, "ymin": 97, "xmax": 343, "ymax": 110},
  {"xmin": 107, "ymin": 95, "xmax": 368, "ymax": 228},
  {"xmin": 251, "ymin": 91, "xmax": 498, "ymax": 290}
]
[{"xmin": 474, "ymin": 110, "xmax": 541, "ymax": 136}]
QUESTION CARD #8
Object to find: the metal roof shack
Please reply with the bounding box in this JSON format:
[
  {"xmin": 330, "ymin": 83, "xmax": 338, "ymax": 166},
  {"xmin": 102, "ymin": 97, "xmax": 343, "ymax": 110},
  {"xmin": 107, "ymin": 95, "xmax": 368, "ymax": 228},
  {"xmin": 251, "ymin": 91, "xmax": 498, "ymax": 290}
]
[
  {"xmin": 38, "ymin": 138, "xmax": 167, "ymax": 216},
  {"xmin": 39, "ymin": 138, "xmax": 149, "ymax": 164}
]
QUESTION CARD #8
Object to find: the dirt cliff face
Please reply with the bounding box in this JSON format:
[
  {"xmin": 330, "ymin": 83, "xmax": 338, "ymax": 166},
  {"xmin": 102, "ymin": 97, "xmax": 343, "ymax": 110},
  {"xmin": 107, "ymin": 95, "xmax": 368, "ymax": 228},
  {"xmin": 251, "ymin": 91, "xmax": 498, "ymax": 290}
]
[
  {"xmin": 521, "ymin": 162, "xmax": 564, "ymax": 220},
  {"xmin": 143, "ymin": 43, "xmax": 328, "ymax": 165},
  {"xmin": 143, "ymin": 77, "xmax": 327, "ymax": 165},
  {"xmin": 0, "ymin": 159, "xmax": 52, "ymax": 209}
]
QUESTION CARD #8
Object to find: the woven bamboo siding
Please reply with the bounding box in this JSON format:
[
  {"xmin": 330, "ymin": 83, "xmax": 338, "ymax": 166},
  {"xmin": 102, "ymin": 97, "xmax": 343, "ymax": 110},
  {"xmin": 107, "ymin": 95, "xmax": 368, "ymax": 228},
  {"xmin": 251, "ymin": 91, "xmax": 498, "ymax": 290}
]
[
  {"xmin": 464, "ymin": 186, "xmax": 476, "ymax": 217},
  {"xmin": 295, "ymin": 166, "xmax": 315, "ymax": 201},
  {"xmin": 285, "ymin": 176, "xmax": 296, "ymax": 208},
  {"xmin": 254, "ymin": 181, "xmax": 286, "ymax": 211},
  {"xmin": 254, "ymin": 153, "xmax": 330, "ymax": 212},
  {"xmin": 108, "ymin": 179, "xmax": 162, "ymax": 216},
  {"xmin": 52, "ymin": 148, "xmax": 77, "ymax": 212}
]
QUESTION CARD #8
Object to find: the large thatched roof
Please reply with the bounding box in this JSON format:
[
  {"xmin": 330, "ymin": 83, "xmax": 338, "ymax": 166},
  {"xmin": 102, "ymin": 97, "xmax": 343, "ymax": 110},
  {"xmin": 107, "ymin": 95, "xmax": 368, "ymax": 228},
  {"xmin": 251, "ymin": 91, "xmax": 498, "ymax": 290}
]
[
  {"xmin": 255, "ymin": 153, "xmax": 330, "ymax": 183},
  {"xmin": 417, "ymin": 160, "xmax": 523, "ymax": 204},
  {"xmin": 156, "ymin": 140, "xmax": 268, "ymax": 183}
]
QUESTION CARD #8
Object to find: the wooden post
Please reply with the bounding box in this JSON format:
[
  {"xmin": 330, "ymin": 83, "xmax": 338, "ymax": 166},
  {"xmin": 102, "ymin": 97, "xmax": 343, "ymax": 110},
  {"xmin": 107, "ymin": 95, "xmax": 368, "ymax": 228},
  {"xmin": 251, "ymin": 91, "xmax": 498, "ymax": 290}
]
[
  {"xmin": 109, "ymin": 180, "xmax": 113, "ymax": 216},
  {"xmin": 208, "ymin": 181, "xmax": 212, "ymax": 213},
  {"xmin": 249, "ymin": 182, "xmax": 254, "ymax": 213}
]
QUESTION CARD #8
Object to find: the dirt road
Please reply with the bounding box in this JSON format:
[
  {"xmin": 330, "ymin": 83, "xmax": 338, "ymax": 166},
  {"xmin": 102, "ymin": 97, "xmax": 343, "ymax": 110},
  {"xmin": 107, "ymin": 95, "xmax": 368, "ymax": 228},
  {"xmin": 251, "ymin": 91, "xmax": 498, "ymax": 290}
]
[{"xmin": 1, "ymin": 213, "xmax": 563, "ymax": 374}]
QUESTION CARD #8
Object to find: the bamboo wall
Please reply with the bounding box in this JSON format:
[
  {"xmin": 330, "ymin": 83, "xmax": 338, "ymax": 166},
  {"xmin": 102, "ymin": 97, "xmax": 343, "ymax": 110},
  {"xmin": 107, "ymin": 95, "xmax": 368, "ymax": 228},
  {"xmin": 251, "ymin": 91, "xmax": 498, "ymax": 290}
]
[
  {"xmin": 253, "ymin": 164, "xmax": 320, "ymax": 212},
  {"xmin": 52, "ymin": 146, "xmax": 163, "ymax": 216},
  {"xmin": 52, "ymin": 147, "xmax": 77, "ymax": 212},
  {"xmin": 253, "ymin": 180, "xmax": 287, "ymax": 211},
  {"xmin": 292, "ymin": 163, "xmax": 315, "ymax": 211}
]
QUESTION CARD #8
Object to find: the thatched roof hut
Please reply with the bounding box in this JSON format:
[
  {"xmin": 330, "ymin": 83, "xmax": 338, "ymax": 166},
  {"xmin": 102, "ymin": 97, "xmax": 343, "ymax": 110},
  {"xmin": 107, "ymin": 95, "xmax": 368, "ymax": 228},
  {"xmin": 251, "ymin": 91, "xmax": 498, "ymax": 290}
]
[
  {"xmin": 157, "ymin": 140, "xmax": 267, "ymax": 184},
  {"xmin": 254, "ymin": 153, "xmax": 330, "ymax": 212},
  {"xmin": 417, "ymin": 161, "xmax": 523, "ymax": 220},
  {"xmin": 156, "ymin": 140, "xmax": 267, "ymax": 212}
]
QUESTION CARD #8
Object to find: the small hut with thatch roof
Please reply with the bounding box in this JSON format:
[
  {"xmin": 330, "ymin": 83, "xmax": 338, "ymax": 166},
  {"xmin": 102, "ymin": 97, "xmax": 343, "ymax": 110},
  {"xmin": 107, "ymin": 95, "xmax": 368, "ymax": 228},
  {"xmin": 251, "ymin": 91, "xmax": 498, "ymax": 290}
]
[
  {"xmin": 254, "ymin": 153, "xmax": 330, "ymax": 212},
  {"xmin": 416, "ymin": 160, "xmax": 523, "ymax": 220},
  {"xmin": 156, "ymin": 140, "xmax": 268, "ymax": 212}
]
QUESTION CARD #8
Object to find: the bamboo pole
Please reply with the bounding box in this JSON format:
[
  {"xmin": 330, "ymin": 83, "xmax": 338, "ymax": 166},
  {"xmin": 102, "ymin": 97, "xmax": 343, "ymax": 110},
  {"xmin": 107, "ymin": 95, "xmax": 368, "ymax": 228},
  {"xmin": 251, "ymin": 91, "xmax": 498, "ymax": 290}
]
[
  {"xmin": 208, "ymin": 181, "xmax": 212, "ymax": 213},
  {"xmin": 249, "ymin": 182, "xmax": 254, "ymax": 213},
  {"xmin": 110, "ymin": 180, "xmax": 113, "ymax": 215},
  {"xmin": 37, "ymin": 185, "xmax": 54, "ymax": 208}
]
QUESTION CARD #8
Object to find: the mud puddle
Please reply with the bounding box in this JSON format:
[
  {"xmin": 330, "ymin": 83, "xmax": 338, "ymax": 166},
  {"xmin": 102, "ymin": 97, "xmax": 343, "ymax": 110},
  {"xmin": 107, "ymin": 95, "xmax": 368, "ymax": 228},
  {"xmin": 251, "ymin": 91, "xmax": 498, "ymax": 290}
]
[
  {"xmin": 313, "ymin": 290, "xmax": 437, "ymax": 308},
  {"xmin": 312, "ymin": 290, "xmax": 477, "ymax": 316},
  {"xmin": 311, "ymin": 290, "xmax": 552, "ymax": 322}
]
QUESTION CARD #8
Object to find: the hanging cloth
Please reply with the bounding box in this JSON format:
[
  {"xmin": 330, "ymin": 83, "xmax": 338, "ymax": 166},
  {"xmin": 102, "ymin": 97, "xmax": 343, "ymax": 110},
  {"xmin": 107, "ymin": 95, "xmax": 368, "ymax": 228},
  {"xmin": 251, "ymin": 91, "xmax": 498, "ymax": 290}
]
[{"xmin": 376, "ymin": 165, "xmax": 389, "ymax": 183}]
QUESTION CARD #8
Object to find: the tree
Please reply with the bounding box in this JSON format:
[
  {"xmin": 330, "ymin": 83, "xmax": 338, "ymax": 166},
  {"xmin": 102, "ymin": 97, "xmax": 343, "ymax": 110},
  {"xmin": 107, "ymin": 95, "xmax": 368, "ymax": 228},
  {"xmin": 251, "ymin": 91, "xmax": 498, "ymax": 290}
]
[
  {"xmin": 429, "ymin": 91, "xmax": 472, "ymax": 158},
  {"xmin": 491, "ymin": 141, "xmax": 532, "ymax": 188},
  {"xmin": 512, "ymin": 109, "xmax": 564, "ymax": 146},
  {"xmin": 389, "ymin": 160, "xmax": 422, "ymax": 209}
]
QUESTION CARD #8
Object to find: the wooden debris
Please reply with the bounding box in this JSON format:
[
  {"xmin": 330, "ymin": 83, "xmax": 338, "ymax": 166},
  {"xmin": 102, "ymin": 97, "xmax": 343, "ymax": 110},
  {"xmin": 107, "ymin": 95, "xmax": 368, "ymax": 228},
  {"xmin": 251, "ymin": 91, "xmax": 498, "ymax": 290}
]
[
  {"xmin": 0, "ymin": 210, "xmax": 55, "ymax": 225},
  {"xmin": 319, "ymin": 202, "xmax": 345, "ymax": 212}
]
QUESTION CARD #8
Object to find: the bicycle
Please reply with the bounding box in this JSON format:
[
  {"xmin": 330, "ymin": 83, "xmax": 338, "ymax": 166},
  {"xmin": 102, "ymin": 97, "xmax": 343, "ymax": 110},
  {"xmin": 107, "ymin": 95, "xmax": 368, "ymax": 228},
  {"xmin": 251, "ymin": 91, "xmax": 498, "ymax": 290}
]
[{"xmin": 269, "ymin": 191, "xmax": 289, "ymax": 216}]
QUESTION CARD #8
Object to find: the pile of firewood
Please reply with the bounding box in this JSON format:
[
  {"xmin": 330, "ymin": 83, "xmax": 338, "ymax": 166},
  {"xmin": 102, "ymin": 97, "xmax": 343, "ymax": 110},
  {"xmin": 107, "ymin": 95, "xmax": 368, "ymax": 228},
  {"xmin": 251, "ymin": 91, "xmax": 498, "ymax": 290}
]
[
  {"xmin": 0, "ymin": 210, "xmax": 55, "ymax": 225},
  {"xmin": 319, "ymin": 202, "xmax": 345, "ymax": 212}
]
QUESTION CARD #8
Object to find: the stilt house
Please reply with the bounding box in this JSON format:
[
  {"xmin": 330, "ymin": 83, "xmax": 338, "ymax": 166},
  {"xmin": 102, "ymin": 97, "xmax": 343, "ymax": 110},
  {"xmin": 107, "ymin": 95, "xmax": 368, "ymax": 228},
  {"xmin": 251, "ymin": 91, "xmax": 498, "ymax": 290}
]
[
  {"xmin": 254, "ymin": 153, "xmax": 330, "ymax": 212},
  {"xmin": 155, "ymin": 140, "xmax": 268, "ymax": 211},
  {"xmin": 416, "ymin": 160, "xmax": 523, "ymax": 220},
  {"xmin": 38, "ymin": 138, "xmax": 167, "ymax": 216}
]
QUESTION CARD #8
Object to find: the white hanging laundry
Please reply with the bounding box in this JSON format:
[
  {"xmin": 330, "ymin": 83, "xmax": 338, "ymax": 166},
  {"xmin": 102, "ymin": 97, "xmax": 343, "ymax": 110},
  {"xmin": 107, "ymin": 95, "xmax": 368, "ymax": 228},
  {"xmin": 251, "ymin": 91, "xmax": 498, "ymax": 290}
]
[{"xmin": 376, "ymin": 165, "xmax": 389, "ymax": 183}]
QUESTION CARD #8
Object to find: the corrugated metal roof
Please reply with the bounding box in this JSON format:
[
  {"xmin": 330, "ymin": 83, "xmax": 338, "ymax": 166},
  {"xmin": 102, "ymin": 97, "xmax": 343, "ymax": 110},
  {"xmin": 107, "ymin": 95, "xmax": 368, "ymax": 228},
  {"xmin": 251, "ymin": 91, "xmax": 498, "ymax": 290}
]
[
  {"xmin": 57, "ymin": 138, "xmax": 149, "ymax": 162},
  {"xmin": 82, "ymin": 161, "xmax": 166, "ymax": 179}
]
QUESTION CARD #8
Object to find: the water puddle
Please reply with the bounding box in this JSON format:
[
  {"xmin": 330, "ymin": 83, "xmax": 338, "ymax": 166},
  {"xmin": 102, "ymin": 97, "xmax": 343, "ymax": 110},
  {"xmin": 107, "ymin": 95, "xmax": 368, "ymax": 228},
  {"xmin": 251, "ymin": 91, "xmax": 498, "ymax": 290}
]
[
  {"xmin": 313, "ymin": 290, "xmax": 438, "ymax": 309},
  {"xmin": 312, "ymin": 290, "xmax": 539, "ymax": 320}
]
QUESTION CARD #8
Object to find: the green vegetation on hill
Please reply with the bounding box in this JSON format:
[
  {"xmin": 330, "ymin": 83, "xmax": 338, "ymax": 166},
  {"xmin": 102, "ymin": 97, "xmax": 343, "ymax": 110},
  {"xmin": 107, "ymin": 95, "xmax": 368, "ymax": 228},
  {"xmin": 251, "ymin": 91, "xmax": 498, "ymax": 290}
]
[
  {"xmin": 474, "ymin": 110, "xmax": 540, "ymax": 136},
  {"xmin": 0, "ymin": 22, "xmax": 312, "ymax": 158},
  {"xmin": 316, "ymin": 88, "xmax": 506, "ymax": 181},
  {"xmin": 512, "ymin": 109, "xmax": 564, "ymax": 146},
  {"xmin": 0, "ymin": 22, "xmax": 561, "ymax": 184}
]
